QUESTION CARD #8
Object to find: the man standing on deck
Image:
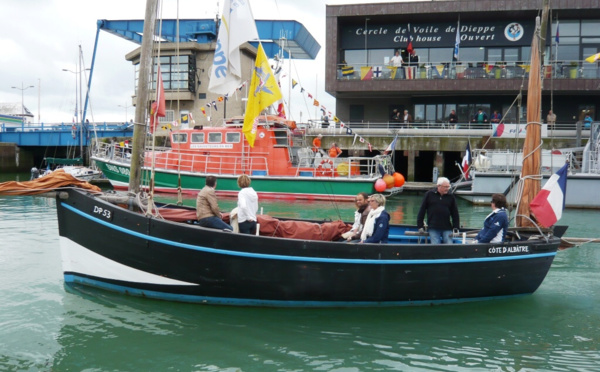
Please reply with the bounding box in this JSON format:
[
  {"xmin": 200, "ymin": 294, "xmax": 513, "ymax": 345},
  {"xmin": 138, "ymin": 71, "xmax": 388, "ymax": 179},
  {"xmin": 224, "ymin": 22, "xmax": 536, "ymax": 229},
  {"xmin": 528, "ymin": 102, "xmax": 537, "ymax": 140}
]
[{"xmin": 416, "ymin": 177, "xmax": 460, "ymax": 244}]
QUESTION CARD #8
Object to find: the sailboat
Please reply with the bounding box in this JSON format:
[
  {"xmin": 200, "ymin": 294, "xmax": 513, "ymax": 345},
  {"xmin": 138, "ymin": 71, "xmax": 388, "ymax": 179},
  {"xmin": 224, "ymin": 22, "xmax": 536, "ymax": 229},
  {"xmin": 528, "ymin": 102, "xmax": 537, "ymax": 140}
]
[{"xmin": 45, "ymin": 1, "xmax": 566, "ymax": 307}]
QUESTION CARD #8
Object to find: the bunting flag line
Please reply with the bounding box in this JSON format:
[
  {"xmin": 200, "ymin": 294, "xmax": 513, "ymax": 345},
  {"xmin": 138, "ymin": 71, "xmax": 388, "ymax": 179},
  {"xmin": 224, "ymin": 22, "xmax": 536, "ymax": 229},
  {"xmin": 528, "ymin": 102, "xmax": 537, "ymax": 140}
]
[
  {"xmin": 201, "ymin": 107, "xmax": 206, "ymax": 116},
  {"xmin": 292, "ymin": 79, "xmax": 298, "ymax": 88},
  {"xmin": 212, "ymin": 101, "xmax": 218, "ymax": 111},
  {"xmin": 555, "ymin": 21, "xmax": 559, "ymax": 44},
  {"xmin": 352, "ymin": 133, "xmax": 358, "ymax": 146},
  {"xmin": 368, "ymin": 143, "xmax": 372, "ymax": 152},
  {"xmin": 218, "ymin": 96, "xmax": 224, "ymax": 102},
  {"xmin": 313, "ymin": 99, "xmax": 319, "ymax": 107}
]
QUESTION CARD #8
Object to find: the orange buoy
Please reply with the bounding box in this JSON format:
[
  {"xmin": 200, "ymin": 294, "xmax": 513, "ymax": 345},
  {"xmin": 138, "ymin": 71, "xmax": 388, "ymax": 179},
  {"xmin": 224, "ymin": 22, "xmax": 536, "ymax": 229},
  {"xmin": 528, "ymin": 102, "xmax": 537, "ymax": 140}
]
[
  {"xmin": 383, "ymin": 174, "xmax": 395, "ymax": 189},
  {"xmin": 374, "ymin": 178, "xmax": 387, "ymax": 192},
  {"xmin": 393, "ymin": 172, "xmax": 405, "ymax": 187}
]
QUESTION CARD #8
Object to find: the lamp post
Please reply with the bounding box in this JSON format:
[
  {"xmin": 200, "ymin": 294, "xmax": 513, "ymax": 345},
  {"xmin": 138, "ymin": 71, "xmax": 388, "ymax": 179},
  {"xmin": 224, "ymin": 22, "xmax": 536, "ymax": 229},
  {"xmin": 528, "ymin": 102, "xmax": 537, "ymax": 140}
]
[
  {"xmin": 11, "ymin": 83, "xmax": 35, "ymax": 119},
  {"xmin": 118, "ymin": 102, "xmax": 131, "ymax": 123}
]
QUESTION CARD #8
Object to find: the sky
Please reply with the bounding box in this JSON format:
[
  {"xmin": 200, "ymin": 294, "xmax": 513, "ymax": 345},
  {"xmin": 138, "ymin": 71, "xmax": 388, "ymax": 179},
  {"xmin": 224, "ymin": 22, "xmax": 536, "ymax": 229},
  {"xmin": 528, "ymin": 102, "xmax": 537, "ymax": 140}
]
[{"xmin": 0, "ymin": 0, "xmax": 403, "ymax": 125}]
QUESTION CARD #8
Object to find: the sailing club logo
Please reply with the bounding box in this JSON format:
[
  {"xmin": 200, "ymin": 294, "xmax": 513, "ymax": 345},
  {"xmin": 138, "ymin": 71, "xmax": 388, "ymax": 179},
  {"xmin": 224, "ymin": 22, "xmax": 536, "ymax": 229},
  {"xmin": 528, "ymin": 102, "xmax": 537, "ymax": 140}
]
[{"xmin": 504, "ymin": 22, "xmax": 524, "ymax": 41}]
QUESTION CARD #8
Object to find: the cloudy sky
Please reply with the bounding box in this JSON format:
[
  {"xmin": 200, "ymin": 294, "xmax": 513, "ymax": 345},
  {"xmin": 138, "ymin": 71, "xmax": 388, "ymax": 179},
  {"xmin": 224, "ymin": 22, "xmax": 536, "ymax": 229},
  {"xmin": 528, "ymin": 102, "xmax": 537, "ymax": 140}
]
[{"xmin": 1, "ymin": 0, "xmax": 403, "ymax": 124}]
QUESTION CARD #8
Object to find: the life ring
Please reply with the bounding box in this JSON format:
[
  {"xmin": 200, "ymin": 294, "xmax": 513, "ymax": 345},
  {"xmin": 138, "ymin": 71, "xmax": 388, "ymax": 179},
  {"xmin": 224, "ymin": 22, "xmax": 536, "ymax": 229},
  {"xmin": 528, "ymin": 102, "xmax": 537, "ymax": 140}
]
[
  {"xmin": 71, "ymin": 125, "xmax": 76, "ymax": 139},
  {"xmin": 316, "ymin": 159, "xmax": 335, "ymax": 177}
]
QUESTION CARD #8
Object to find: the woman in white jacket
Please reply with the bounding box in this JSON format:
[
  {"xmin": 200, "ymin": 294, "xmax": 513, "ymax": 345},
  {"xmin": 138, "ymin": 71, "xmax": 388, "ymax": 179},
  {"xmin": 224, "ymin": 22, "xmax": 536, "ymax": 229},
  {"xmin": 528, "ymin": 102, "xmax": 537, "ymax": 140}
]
[{"xmin": 237, "ymin": 175, "xmax": 259, "ymax": 235}]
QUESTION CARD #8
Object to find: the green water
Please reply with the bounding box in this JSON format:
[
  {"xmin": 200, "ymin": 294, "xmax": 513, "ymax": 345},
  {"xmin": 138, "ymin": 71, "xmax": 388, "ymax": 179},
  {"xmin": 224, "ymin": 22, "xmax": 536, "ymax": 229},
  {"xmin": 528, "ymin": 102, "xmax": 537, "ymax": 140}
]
[{"xmin": 1, "ymin": 173, "xmax": 600, "ymax": 371}]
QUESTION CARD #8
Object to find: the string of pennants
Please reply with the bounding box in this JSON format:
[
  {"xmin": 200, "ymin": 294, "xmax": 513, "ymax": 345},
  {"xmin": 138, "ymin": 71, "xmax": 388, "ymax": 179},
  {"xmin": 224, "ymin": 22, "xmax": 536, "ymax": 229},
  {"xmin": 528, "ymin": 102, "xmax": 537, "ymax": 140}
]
[
  {"xmin": 194, "ymin": 75, "xmax": 393, "ymax": 153},
  {"xmin": 291, "ymin": 78, "xmax": 376, "ymax": 152}
]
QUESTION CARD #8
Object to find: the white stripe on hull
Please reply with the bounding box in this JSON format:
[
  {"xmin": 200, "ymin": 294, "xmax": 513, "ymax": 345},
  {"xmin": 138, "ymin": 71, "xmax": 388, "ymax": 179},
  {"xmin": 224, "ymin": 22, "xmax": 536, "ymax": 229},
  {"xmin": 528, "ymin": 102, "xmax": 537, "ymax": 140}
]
[{"xmin": 59, "ymin": 237, "xmax": 196, "ymax": 286}]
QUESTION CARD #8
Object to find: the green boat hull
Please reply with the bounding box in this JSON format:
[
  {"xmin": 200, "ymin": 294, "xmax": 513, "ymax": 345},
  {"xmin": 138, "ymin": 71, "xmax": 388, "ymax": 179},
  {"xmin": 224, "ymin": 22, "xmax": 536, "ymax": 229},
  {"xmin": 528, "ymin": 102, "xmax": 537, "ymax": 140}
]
[{"xmin": 93, "ymin": 158, "xmax": 378, "ymax": 201}]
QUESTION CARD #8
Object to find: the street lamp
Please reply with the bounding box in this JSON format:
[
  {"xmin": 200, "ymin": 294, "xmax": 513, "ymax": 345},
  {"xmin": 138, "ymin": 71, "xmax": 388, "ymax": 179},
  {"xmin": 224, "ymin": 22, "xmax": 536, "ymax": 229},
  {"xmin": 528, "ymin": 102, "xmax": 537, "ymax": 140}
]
[
  {"xmin": 118, "ymin": 102, "xmax": 131, "ymax": 123},
  {"xmin": 62, "ymin": 68, "xmax": 80, "ymax": 124},
  {"xmin": 11, "ymin": 83, "xmax": 35, "ymax": 118}
]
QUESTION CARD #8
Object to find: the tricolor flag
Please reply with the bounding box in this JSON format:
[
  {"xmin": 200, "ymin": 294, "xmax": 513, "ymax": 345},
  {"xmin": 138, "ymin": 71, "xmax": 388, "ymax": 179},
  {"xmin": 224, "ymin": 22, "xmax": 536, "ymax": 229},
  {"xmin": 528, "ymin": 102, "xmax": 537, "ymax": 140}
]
[
  {"xmin": 461, "ymin": 142, "xmax": 472, "ymax": 179},
  {"xmin": 384, "ymin": 135, "xmax": 398, "ymax": 155},
  {"xmin": 530, "ymin": 163, "xmax": 569, "ymax": 227}
]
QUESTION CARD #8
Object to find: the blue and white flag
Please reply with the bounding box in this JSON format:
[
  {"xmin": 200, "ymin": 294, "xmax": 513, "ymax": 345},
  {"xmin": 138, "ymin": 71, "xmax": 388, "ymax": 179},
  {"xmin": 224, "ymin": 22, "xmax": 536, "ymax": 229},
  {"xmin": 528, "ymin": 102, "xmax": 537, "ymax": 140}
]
[
  {"xmin": 384, "ymin": 135, "xmax": 398, "ymax": 155},
  {"xmin": 208, "ymin": 0, "xmax": 259, "ymax": 95},
  {"xmin": 453, "ymin": 21, "xmax": 460, "ymax": 61},
  {"xmin": 530, "ymin": 162, "xmax": 569, "ymax": 227}
]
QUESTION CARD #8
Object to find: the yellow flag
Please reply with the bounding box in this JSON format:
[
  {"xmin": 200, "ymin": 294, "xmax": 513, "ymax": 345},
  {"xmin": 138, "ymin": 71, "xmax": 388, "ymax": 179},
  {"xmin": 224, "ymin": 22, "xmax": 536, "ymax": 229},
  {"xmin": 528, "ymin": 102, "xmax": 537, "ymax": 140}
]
[
  {"xmin": 585, "ymin": 53, "xmax": 600, "ymax": 63},
  {"xmin": 243, "ymin": 43, "xmax": 282, "ymax": 147}
]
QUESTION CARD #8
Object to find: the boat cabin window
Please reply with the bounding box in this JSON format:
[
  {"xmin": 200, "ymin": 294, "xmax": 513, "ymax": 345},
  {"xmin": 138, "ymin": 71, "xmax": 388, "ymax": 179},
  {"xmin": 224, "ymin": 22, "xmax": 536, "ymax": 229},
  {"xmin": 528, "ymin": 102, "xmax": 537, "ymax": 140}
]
[
  {"xmin": 191, "ymin": 133, "xmax": 204, "ymax": 143},
  {"xmin": 208, "ymin": 133, "xmax": 222, "ymax": 143},
  {"xmin": 226, "ymin": 132, "xmax": 241, "ymax": 143},
  {"xmin": 172, "ymin": 133, "xmax": 188, "ymax": 143}
]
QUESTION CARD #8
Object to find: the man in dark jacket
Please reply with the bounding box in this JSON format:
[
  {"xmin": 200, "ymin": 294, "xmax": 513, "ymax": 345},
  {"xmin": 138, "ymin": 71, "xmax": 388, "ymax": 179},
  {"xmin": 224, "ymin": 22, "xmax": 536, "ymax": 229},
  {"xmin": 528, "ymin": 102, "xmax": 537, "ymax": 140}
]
[{"xmin": 416, "ymin": 177, "xmax": 460, "ymax": 244}]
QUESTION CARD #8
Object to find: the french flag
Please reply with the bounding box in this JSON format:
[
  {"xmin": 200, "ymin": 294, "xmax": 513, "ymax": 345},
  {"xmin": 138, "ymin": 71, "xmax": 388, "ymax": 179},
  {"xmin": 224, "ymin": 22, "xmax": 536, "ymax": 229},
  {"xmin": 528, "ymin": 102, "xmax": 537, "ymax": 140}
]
[
  {"xmin": 461, "ymin": 142, "xmax": 472, "ymax": 179},
  {"xmin": 530, "ymin": 163, "xmax": 569, "ymax": 227},
  {"xmin": 384, "ymin": 135, "xmax": 398, "ymax": 155}
]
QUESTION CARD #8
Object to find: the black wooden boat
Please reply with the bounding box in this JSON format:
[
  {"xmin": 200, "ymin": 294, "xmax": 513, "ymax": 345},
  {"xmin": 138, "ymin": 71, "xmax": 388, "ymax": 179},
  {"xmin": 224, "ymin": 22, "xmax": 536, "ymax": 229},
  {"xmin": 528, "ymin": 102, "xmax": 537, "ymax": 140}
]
[{"xmin": 55, "ymin": 187, "xmax": 560, "ymax": 307}]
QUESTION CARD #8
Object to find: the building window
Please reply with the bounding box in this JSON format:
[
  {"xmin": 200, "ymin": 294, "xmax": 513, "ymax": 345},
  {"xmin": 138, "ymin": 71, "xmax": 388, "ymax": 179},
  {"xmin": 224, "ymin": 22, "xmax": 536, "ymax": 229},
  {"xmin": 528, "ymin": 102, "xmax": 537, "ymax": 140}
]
[
  {"xmin": 135, "ymin": 55, "xmax": 197, "ymax": 94},
  {"xmin": 157, "ymin": 110, "xmax": 175, "ymax": 124}
]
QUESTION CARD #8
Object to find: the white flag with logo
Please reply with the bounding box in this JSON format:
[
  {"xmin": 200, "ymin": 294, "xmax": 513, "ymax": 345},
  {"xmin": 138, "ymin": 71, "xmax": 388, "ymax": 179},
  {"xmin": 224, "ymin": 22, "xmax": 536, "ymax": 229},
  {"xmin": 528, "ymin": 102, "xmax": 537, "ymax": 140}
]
[{"xmin": 208, "ymin": 0, "xmax": 259, "ymax": 95}]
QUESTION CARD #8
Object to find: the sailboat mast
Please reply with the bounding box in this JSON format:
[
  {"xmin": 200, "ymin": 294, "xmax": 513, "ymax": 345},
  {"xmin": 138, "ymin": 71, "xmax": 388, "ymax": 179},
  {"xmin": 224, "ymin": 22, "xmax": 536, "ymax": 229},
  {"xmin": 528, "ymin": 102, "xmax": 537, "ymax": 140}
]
[
  {"xmin": 516, "ymin": 0, "xmax": 550, "ymax": 227},
  {"xmin": 129, "ymin": 0, "xmax": 159, "ymax": 193}
]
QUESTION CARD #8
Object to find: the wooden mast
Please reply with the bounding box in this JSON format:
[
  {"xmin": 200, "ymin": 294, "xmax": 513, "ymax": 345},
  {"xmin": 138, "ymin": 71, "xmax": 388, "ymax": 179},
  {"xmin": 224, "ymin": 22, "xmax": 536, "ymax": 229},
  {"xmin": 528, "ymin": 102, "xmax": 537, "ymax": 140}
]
[
  {"xmin": 129, "ymin": 0, "xmax": 158, "ymax": 193},
  {"xmin": 516, "ymin": 0, "xmax": 550, "ymax": 227}
]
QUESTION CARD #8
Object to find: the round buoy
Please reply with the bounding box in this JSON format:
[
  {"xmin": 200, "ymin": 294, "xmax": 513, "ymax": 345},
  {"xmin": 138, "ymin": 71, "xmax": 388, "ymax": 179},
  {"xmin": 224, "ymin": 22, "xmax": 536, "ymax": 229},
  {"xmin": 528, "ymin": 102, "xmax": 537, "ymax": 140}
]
[
  {"xmin": 337, "ymin": 162, "xmax": 349, "ymax": 177},
  {"xmin": 374, "ymin": 178, "xmax": 386, "ymax": 192},
  {"xmin": 393, "ymin": 172, "xmax": 405, "ymax": 187},
  {"xmin": 383, "ymin": 174, "xmax": 395, "ymax": 189}
]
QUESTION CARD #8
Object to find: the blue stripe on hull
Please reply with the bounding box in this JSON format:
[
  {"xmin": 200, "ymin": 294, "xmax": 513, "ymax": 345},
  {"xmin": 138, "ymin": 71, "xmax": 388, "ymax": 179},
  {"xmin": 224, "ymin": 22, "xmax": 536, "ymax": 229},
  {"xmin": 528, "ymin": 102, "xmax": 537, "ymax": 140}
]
[
  {"xmin": 64, "ymin": 274, "xmax": 530, "ymax": 308},
  {"xmin": 61, "ymin": 203, "xmax": 556, "ymax": 265}
]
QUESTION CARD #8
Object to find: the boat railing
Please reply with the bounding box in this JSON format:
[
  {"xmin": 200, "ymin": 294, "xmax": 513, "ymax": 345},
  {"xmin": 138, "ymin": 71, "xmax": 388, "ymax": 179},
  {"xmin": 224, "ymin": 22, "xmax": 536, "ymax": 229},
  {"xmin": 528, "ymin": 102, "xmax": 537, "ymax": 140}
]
[
  {"xmin": 93, "ymin": 142, "xmax": 133, "ymax": 164},
  {"xmin": 472, "ymin": 148, "xmax": 578, "ymax": 173},
  {"xmin": 294, "ymin": 154, "xmax": 391, "ymax": 178}
]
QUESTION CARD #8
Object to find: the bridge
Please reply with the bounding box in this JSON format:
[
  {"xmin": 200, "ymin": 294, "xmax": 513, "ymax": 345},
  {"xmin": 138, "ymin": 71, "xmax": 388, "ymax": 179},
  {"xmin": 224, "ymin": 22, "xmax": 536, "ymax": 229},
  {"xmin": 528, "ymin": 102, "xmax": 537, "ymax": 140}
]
[{"xmin": 0, "ymin": 122, "xmax": 133, "ymax": 147}]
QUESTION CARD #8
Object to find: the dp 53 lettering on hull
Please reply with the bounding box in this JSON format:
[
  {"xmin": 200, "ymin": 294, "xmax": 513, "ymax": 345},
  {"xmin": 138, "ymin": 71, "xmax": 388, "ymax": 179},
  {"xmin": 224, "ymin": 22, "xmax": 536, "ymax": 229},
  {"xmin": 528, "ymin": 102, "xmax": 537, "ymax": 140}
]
[
  {"xmin": 93, "ymin": 205, "xmax": 113, "ymax": 221},
  {"xmin": 488, "ymin": 245, "xmax": 529, "ymax": 255}
]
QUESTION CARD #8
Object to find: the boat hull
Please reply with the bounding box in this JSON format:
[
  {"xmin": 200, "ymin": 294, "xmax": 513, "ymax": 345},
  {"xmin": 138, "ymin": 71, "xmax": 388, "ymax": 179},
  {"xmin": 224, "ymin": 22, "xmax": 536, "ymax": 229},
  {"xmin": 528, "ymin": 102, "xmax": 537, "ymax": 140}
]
[
  {"xmin": 455, "ymin": 172, "xmax": 600, "ymax": 208},
  {"xmin": 56, "ymin": 188, "xmax": 559, "ymax": 307},
  {"xmin": 92, "ymin": 158, "xmax": 378, "ymax": 201}
]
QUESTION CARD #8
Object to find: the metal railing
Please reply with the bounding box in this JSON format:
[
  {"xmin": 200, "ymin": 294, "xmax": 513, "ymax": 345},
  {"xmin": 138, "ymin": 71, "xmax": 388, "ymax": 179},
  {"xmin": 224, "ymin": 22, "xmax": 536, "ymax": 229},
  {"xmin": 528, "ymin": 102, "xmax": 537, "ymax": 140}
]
[{"xmin": 338, "ymin": 60, "xmax": 600, "ymax": 81}]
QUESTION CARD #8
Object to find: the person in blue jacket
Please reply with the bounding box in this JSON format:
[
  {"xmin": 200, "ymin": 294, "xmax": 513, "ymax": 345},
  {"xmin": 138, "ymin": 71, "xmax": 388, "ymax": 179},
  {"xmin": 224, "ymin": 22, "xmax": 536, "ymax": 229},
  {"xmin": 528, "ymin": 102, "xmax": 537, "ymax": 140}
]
[
  {"xmin": 584, "ymin": 114, "xmax": 593, "ymax": 129},
  {"xmin": 360, "ymin": 194, "xmax": 390, "ymax": 244},
  {"xmin": 475, "ymin": 193, "xmax": 509, "ymax": 243}
]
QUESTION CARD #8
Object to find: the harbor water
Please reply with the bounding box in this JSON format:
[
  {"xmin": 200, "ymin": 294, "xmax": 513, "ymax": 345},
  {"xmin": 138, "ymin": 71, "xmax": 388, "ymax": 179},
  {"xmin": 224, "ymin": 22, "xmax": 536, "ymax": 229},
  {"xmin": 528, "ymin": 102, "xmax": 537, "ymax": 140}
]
[{"xmin": 1, "ymin": 172, "xmax": 599, "ymax": 371}]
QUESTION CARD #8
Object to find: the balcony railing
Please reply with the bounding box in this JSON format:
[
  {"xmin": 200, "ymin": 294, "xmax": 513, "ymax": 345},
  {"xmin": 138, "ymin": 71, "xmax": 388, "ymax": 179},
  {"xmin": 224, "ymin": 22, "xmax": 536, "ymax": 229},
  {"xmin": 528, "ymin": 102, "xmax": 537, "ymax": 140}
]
[{"xmin": 337, "ymin": 60, "xmax": 600, "ymax": 81}]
